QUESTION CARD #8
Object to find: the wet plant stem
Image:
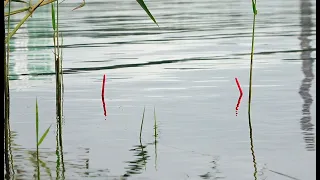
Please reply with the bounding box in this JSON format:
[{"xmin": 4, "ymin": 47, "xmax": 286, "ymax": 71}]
[
  {"xmin": 248, "ymin": 0, "xmax": 258, "ymax": 179},
  {"xmin": 4, "ymin": 0, "xmax": 12, "ymax": 177}
]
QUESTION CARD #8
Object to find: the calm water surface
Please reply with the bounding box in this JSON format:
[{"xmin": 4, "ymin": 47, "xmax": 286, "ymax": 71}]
[{"xmin": 6, "ymin": 0, "xmax": 316, "ymax": 179}]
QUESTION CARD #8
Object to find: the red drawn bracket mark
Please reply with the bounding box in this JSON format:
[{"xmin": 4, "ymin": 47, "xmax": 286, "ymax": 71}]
[
  {"xmin": 101, "ymin": 74, "xmax": 107, "ymax": 118},
  {"xmin": 235, "ymin": 77, "xmax": 243, "ymax": 116}
]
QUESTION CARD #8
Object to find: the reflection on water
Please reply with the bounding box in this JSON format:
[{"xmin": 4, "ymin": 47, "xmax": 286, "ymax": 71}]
[
  {"xmin": 199, "ymin": 159, "xmax": 223, "ymax": 179},
  {"xmin": 3, "ymin": 130, "xmax": 95, "ymax": 179},
  {"xmin": 55, "ymin": 121, "xmax": 66, "ymax": 180},
  {"xmin": 298, "ymin": 0, "xmax": 316, "ymax": 151},
  {"xmin": 122, "ymin": 143, "xmax": 150, "ymax": 179},
  {"xmin": 4, "ymin": 124, "xmax": 14, "ymax": 180},
  {"xmin": 248, "ymin": 113, "xmax": 258, "ymax": 180},
  {"xmin": 5, "ymin": 0, "xmax": 317, "ymax": 179},
  {"xmin": 8, "ymin": 4, "xmax": 54, "ymax": 83}
]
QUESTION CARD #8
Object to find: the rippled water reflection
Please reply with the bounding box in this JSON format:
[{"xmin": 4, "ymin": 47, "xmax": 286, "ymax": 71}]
[{"xmin": 5, "ymin": 0, "xmax": 316, "ymax": 179}]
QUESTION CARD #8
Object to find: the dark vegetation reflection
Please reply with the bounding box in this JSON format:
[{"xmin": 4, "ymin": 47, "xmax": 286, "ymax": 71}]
[
  {"xmin": 248, "ymin": 113, "xmax": 258, "ymax": 180},
  {"xmin": 298, "ymin": 0, "xmax": 315, "ymax": 151},
  {"xmin": 199, "ymin": 159, "xmax": 223, "ymax": 180},
  {"xmin": 122, "ymin": 143, "xmax": 150, "ymax": 179},
  {"xmin": 4, "ymin": 123, "xmax": 14, "ymax": 180},
  {"xmin": 3, "ymin": 130, "xmax": 93, "ymax": 179}
]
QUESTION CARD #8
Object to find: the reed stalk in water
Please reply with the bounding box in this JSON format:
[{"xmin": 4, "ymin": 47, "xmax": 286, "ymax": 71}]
[
  {"xmin": 35, "ymin": 99, "xmax": 52, "ymax": 179},
  {"xmin": 248, "ymin": 0, "xmax": 258, "ymax": 179},
  {"xmin": 4, "ymin": 1, "xmax": 12, "ymax": 178}
]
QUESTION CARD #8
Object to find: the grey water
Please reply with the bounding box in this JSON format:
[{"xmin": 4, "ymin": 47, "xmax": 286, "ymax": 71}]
[{"xmin": 5, "ymin": 0, "xmax": 316, "ymax": 179}]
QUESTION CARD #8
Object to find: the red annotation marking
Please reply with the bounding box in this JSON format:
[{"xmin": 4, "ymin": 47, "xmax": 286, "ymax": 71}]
[
  {"xmin": 235, "ymin": 77, "xmax": 243, "ymax": 116},
  {"xmin": 101, "ymin": 74, "xmax": 107, "ymax": 118}
]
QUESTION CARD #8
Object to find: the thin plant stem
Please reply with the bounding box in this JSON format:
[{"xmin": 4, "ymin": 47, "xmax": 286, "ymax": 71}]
[
  {"xmin": 5, "ymin": 0, "xmax": 57, "ymax": 16},
  {"xmin": 248, "ymin": 19, "xmax": 256, "ymax": 114},
  {"xmin": 139, "ymin": 107, "xmax": 146, "ymax": 140},
  {"xmin": 4, "ymin": 0, "xmax": 12, "ymax": 177},
  {"xmin": 248, "ymin": 0, "xmax": 257, "ymax": 113},
  {"xmin": 248, "ymin": 0, "xmax": 258, "ymax": 179},
  {"xmin": 36, "ymin": 99, "xmax": 40, "ymax": 180},
  {"xmin": 5, "ymin": 0, "xmax": 45, "ymax": 44}
]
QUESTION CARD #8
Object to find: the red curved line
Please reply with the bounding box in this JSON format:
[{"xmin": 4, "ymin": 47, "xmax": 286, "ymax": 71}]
[
  {"xmin": 235, "ymin": 77, "xmax": 243, "ymax": 116},
  {"xmin": 101, "ymin": 74, "xmax": 107, "ymax": 117},
  {"xmin": 235, "ymin": 77, "xmax": 243, "ymax": 95}
]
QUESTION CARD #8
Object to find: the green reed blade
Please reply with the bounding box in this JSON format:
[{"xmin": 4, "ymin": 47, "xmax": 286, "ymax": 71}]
[
  {"xmin": 51, "ymin": 2, "xmax": 56, "ymax": 30},
  {"xmin": 36, "ymin": 99, "xmax": 39, "ymax": 144},
  {"xmin": 251, "ymin": 0, "xmax": 258, "ymax": 15},
  {"xmin": 136, "ymin": 0, "xmax": 159, "ymax": 27},
  {"xmin": 139, "ymin": 107, "xmax": 146, "ymax": 140},
  {"xmin": 38, "ymin": 124, "xmax": 52, "ymax": 146}
]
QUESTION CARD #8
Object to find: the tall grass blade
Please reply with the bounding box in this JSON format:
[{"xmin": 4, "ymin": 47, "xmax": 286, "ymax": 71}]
[
  {"xmin": 248, "ymin": 0, "xmax": 257, "ymax": 113},
  {"xmin": 251, "ymin": 0, "xmax": 258, "ymax": 15},
  {"xmin": 51, "ymin": 3, "xmax": 56, "ymax": 30},
  {"xmin": 248, "ymin": 0, "xmax": 258, "ymax": 180},
  {"xmin": 139, "ymin": 107, "xmax": 146, "ymax": 140},
  {"xmin": 60, "ymin": 32, "xmax": 64, "ymax": 116},
  {"xmin": 136, "ymin": 0, "xmax": 159, "ymax": 26},
  {"xmin": 36, "ymin": 99, "xmax": 39, "ymax": 144},
  {"xmin": 38, "ymin": 125, "xmax": 52, "ymax": 146},
  {"xmin": 4, "ymin": 0, "xmax": 14, "ymax": 178},
  {"xmin": 35, "ymin": 98, "xmax": 40, "ymax": 180}
]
